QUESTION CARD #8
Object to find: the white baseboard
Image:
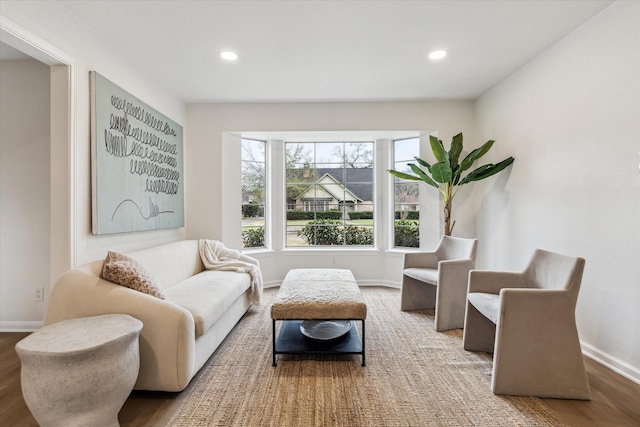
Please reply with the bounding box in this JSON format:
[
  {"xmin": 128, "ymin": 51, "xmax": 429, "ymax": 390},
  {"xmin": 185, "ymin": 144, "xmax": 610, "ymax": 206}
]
[
  {"xmin": 0, "ymin": 321, "xmax": 43, "ymax": 332},
  {"xmin": 358, "ymin": 280, "xmax": 401, "ymax": 288},
  {"xmin": 263, "ymin": 280, "xmax": 280, "ymax": 289},
  {"xmin": 264, "ymin": 280, "xmax": 401, "ymax": 289},
  {"xmin": 581, "ymin": 341, "xmax": 640, "ymax": 385}
]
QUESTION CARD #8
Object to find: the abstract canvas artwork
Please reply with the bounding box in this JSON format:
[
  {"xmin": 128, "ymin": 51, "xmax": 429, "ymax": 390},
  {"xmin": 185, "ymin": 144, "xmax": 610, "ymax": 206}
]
[{"xmin": 90, "ymin": 71, "xmax": 184, "ymax": 234}]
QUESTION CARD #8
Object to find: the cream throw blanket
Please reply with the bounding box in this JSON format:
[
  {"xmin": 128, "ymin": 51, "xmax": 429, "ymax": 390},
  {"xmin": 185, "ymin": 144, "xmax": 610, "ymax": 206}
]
[{"xmin": 198, "ymin": 239, "xmax": 263, "ymax": 305}]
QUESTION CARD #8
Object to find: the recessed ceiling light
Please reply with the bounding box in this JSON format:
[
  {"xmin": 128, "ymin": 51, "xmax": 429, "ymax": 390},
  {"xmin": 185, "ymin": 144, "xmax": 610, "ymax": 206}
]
[
  {"xmin": 220, "ymin": 51, "xmax": 238, "ymax": 61},
  {"xmin": 429, "ymin": 50, "xmax": 447, "ymax": 60}
]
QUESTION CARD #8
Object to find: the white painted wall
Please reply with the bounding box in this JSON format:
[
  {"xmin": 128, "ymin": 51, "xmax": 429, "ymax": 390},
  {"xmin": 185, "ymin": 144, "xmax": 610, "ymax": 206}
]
[
  {"xmin": 187, "ymin": 101, "xmax": 477, "ymax": 285},
  {"xmin": 0, "ymin": 1, "xmax": 187, "ymax": 270},
  {"xmin": 474, "ymin": 1, "xmax": 640, "ymax": 379},
  {"xmin": 0, "ymin": 59, "xmax": 50, "ymax": 326},
  {"xmin": 0, "ymin": 2, "xmax": 186, "ymax": 329}
]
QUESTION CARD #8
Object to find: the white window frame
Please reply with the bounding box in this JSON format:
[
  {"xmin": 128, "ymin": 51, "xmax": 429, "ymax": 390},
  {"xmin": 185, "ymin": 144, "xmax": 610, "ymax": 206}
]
[{"xmin": 241, "ymin": 138, "xmax": 267, "ymax": 250}]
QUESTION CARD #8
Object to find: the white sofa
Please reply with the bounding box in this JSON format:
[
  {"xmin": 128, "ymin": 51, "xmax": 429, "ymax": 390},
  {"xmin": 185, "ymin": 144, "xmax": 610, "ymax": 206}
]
[{"xmin": 44, "ymin": 240, "xmax": 257, "ymax": 392}]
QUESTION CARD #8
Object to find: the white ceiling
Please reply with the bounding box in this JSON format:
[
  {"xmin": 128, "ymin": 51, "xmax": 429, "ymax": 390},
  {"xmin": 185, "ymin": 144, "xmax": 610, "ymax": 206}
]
[{"xmin": 13, "ymin": 1, "xmax": 615, "ymax": 102}]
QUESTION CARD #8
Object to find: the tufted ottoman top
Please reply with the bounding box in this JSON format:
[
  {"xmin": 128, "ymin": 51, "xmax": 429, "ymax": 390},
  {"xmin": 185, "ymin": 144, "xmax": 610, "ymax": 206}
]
[{"xmin": 270, "ymin": 268, "xmax": 367, "ymax": 320}]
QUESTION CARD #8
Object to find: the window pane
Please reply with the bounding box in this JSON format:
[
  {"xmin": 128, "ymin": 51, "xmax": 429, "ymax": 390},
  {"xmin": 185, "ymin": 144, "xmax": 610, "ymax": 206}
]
[
  {"xmin": 393, "ymin": 137, "xmax": 420, "ymax": 248},
  {"xmin": 242, "ymin": 139, "xmax": 266, "ymax": 249},
  {"xmin": 393, "ymin": 160, "xmax": 415, "ymax": 176},
  {"xmin": 286, "ymin": 141, "xmax": 374, "ymax": 247},
  {"xmin": 394, "ymin": 138, "xmax": 418, "ymax": 162},
  {"xmin": 317, "ymin": 142, "xmax": 343, "ymax": 166},
  {"xmin": 394, "ymin": 182, "xmax": 419, "ymax": 210}
]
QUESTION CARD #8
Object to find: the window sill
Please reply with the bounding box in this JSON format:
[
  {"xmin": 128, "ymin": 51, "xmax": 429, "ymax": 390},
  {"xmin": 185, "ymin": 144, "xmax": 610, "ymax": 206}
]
[
  {"xmin": 280, "ymin": 247, "xmax": 382, "ymax": 256},
  {"xmin": 385, "ymin": 248, "xmax": 421, "ymax": 258},
  {"xmin": 241, "ymin": 249, "xmax": 276, "ymax": 257}
]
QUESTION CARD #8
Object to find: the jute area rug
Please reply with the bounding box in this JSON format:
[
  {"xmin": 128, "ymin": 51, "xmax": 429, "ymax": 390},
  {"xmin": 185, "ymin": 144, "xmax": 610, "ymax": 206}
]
[{"xmin": 167, "ymin": 288, "xmax": 567, "ymax": 426}]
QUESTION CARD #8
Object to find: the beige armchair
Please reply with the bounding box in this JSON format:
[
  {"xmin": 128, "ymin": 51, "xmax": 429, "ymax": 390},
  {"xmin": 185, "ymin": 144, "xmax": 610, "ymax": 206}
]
[
  {"xmin": 463, "ymin": 249, "xmax": 590, "ymax": 399},
  {"xmin": 401, "ymin": 236, "xmax": 478, "ymax": 331}
]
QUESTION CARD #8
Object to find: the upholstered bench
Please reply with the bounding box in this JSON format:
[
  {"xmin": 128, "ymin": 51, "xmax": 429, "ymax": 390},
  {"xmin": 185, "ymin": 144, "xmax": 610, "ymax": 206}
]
[{"xmin": 271, "ymin": 268, "xmax": 367, "ymax": 366}]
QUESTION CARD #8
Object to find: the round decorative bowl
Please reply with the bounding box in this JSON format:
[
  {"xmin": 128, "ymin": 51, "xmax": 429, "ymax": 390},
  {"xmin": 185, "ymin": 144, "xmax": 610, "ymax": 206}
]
[{"xmin": 300, "ymin": 320, "xmax": 352, "ymax": 341}]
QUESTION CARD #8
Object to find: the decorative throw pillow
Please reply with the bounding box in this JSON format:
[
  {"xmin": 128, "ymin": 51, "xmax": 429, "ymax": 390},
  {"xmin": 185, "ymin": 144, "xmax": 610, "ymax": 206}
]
[{"xmin": 101, "ymin": 251, "xmax": 165, "ymax": 299}]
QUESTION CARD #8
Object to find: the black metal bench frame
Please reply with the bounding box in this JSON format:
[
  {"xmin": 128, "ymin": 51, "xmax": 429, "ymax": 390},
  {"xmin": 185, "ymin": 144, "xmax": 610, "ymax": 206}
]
[{"xmin": 272, "ymin": 318, "xmax": 365, "ymax": 367}]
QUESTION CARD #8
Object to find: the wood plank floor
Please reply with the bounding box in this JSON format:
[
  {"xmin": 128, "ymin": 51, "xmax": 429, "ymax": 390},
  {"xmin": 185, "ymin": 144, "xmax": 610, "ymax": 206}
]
[{"xmin": 2, "ymin": 323, "xmax": 639, "ymax": 426}]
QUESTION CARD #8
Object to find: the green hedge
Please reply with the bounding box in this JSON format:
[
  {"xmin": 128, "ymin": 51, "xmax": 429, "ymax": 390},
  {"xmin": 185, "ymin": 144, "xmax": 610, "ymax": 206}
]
[
  {"xmin": 242, "ymin": 227, "xmax": 264, "ymax": 248},
  {"xmin": 348, "ymin": 211, "xmax": 373, "ymax": 220},
  {"xmin": 394, "ymin": 220, "xmax": 419, "ymax": 247},
  {"xmin": 343, "ymin": 225, "xmax": 374, "ymax": 245},
  {"xmin": 286, "ymin": 210, "xmax": 342, "ymax": 220},
  {"xmin": 347, "ymin": 211, "xmax": 419, "ymax": 220},
  {"xmin": 242, "ymin": 201, "xmax": 260, "ymax": 218},
  {"xmin": 297, "ymin": 219, "xmax": 373, "ymax": 246},
  {"xmin": 243, "ymin": 221, "xmax": 417, "ymax": 247},
  {"xmin": 394, "ymin": 211, "xmax": 420, "ymax": 220}
]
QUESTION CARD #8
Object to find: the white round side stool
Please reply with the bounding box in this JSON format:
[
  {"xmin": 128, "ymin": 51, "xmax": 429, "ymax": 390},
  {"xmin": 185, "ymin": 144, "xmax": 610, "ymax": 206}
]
[{"xmin": 15, "ymin": 314, "xmax": 143, "ymax": 427}]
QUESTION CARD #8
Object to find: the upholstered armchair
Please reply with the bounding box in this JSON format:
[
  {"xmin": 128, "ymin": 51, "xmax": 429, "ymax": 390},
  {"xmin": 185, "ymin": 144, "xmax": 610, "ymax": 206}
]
[
  {"xmin": 401, "ymin": 236, "xmax": 478, "ymax": 331},
  {"xmin": 463, "ymin": 249, "xmax": 590, "ymax": 399}
]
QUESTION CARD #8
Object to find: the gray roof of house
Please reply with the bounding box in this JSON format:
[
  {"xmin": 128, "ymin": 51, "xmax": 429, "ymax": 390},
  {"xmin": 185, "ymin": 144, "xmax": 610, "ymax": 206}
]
[{"xmin": 317, "ymin": 168, "xmax": 373, "ymax": 202}]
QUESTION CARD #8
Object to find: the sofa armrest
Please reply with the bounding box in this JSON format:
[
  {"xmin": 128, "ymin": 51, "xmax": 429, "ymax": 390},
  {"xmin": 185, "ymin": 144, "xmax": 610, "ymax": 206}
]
[
  {"xmin": 44, "ymin": 269, "xmax": 196, "ymax": 392},
  {"xmin": 467, "ymin": 270, "xmax": 525, "ymax": 295}
]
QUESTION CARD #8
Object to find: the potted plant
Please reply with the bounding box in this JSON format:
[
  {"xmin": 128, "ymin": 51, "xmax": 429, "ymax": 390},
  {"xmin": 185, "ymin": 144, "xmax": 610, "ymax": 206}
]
[{"xmin": 387, "ymin": 133, "xmax": 514, "ymax": 236}]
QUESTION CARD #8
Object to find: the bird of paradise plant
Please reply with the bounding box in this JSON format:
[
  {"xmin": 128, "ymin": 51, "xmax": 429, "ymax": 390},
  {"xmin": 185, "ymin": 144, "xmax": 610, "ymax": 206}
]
[{"xmin": 387, "ymin": 133, "xmax": 514, "ymax": 236}]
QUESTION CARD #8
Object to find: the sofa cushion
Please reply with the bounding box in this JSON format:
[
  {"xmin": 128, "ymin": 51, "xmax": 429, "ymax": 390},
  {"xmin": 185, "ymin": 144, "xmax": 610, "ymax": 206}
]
[
  {"xmin": 127, "ymin": 240, "xmax": 204, "ymax": 291},
  {"xmin": 163, "ymin": 270, "xmax": 251, "ymax": 337},
  {"xmin": 101, "ymin": 251, "xmax": 165, "ymax": 299}
]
